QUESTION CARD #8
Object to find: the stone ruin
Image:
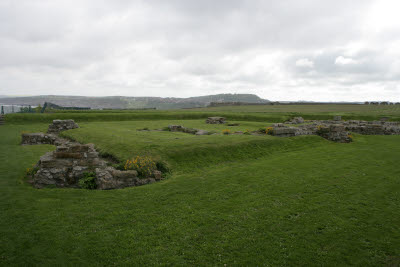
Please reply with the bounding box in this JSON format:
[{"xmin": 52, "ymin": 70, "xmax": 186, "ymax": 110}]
[
  {"xmin": 272, "ymin": 126, "xmax": 297, "ymax": 137},
  {"xmin": 167, "ymin": 125, "xmax": 210, "ymax": 135},
  {"xmin": 21, "ymin": 133, "xmax": 57, "ymax": 145},
  {"xmin": 47, "ymin": 119, "xmax": 79, "ymax": 134},
  {"xmin": 23, "ymin": 120, "xmax": 163, "ymax": 190},
  {"xmin": 206, "ymin": 117, "xmax": 226, "ymax": 124},
  {"xmin": 316, "ymin": 125, "xmax": 352, "ymax": 143},
  {"xmin": 23, "ymin": 117, "xmax": 400, "ymax": 189},
  {"xmin": 270, "ymin": 116, "xmax": 400, "ymax": 143},
  {"xmin": 166, "ymin": 116, "xmax": 400, "ymax": 143},
  {"xmin": 286, "ymin": 117, "xmax": 305, "ymax": 124},
  {"xmin": 22, "ymin": 119, "xmax": 79, "ymax": 145},
  {"xmin": 341, "ymin": 120, "xmax": 400, "ymax": 135}
]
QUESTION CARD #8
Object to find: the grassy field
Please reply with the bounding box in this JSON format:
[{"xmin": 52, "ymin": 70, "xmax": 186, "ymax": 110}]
[
  {"xmin": 5, "ymin": 104, "xmax": 400, "ymax": 124},
  {"xmin": 191, "ymin": 104, "xmax": 400, "ymax": 115},
  {"xmin": 60, "ymin": 120, "xmax": 330, "ymax": 173},
  {"xmin": 1, "ymin": 108, "xmax": 400, "ymax": 265}
]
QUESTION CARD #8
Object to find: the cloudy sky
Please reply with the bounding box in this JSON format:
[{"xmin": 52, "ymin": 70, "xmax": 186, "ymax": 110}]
[{"xmin": 0, "ymin": 0, "xmax": 399, "ymax": 101}]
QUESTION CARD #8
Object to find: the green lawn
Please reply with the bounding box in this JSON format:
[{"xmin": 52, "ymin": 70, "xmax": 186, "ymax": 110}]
[
  {"xmin": 1, "ymin": 120, "xmax": 400, "ymax": 266},
  {"xmin": 191, "ymin": 103, "xmax": 400, "ymax": 116},
  {"xmin": 5, "ymin": 104, "xmax": 400, "ymax": 124},
  {"xmin": 60, "ymin": 120, "xmax": 281, "ymax": 168}
]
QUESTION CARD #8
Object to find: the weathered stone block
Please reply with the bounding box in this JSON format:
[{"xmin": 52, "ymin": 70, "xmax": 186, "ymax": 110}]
[
  {"xmin": 136, "ymin": 178, "xmax": 156, "ymax": 186},
  {"xmin": 112, "ymin": 170, "xmax": 138, "ymax": 179},
  {"xmin": 56, "ymin": 146, "xmax": 69, "ymax": 152},
  {"xmin": 87, "ymin": 152, "xmax": 99, "ymax": 158},
  {"xmin": 21, "ymin": 133, "xmax": 56, "ymax": 145},
  {"xmin": 68, "ymin": 144, "xmax": 91, "ymax": 153},
  {"xmin": 195, "ymin": 130, "xmax": 209, "ymax": 135},
  {"xmin": 168, "ymin": 125, "xmax": 184, "ymax": 131},
  {"xmin": 206, "ymin": 117, "xmax": 226, "ymax": 124},
  {"xmin": 154, "ymin": 170, "xmax": 162, "ymax": 180},
  {"xmin": 272, "ymin": 127, "xmax": 297, "ymax": 137},
  {"xmin": 54, "ymin": 152, "xmax": 83, "ymax": 159},
  {"xmin": 288, "ymin": 117, "xmax": 305, "ymax": 124},
  {"xmin": 182, "ymin": 128, "xmax": 198, "ymax": 134},
  {"xmin": 96, "ymin": 168, "xmax": 139, "ymax": 190},
  {"xmin": 47, "ymin": 119, "xmax": 79, "ymax": 134},
  {"xmin": 330, "ymin": 125, "xmax": 345, "ymax": 132}
]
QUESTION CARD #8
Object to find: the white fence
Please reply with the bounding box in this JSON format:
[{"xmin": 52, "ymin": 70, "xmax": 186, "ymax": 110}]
[{"xmin": 0, "ymin": 105, "xmax": 32, "ymax": 114}]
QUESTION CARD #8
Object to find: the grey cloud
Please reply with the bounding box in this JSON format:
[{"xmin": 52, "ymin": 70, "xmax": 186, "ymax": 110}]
[{"xmin": 0, "ymin": 0, "xmax": 399, "ymax": 101}]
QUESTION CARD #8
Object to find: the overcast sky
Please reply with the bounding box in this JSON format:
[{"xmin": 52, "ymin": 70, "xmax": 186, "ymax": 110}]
[{"xmin": 0, "ymin": 0, "xmax": 399, "ymax": 101}]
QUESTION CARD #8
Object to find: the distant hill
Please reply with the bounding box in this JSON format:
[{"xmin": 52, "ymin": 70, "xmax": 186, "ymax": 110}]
[{"xmin": 0, "ymin": 94, "xmax": 269, "ymax": 110}]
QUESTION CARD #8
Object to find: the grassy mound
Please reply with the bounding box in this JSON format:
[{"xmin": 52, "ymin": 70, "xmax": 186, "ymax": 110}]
[{"xmin": 59, "ymin": 120, "xmax": 329, "ymax": 172}]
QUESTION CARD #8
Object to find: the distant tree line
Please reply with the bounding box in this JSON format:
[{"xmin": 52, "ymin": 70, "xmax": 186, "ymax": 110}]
[
  {"xmin": 43, "ymin": 102, "xmax": 91, "ymax": 111},
  {"xmin": 19, "ymin": 105, "xmax": 42, "ymax": 113},
  {"xmin": 364, "ymin": 101, "xmax": 400, "ymax": 105},
  {"xmin": 208, "ymin": 102, "xmax": 271, "ymax": 107},
  {"xmin": 208, "ymin": 101, "xmax": 370, "ymax": 107}
]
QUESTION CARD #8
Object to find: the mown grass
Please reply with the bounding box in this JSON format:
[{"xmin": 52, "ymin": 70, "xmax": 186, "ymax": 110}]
[
  {"xmin": 5, "ymin": 104, "xmax": 400, "ymax": 124},
  {"xmin": 1, "ymin": 121, "xmax": 400, "ymax": 265},
  {"xmin": 191, "ymin": 103, "xmax": 400, "ymax": 115},
  {"xmin": 4, "ymin": 112, "xmax": 290, "ymax": 124},
  {"xmin": 60, "ymin": 120, "xmax": 327, "ymax": 172},
  {"xmin": 37, "ymin": 104, "xmax": 400, "ymax": 115}
]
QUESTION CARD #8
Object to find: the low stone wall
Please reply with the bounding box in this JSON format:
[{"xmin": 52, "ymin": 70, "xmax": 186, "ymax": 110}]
[
  {"xmin": 167, "ymin": 125, "xmax": 210, "ymax": 135},
  {"xmin": 96, "ymin": 168, "xmax": 159, "ymax": 190},
  {"xmin": 47, "ymin": 119, "xmax": 79, "ymax": 134},
  {"xmin": 316, "ymin": 125, "xmax": 352, "ymax": 143},
  {"xmin": 271, "ymin": 119, "xmax": 400, "ymax": 142},
  {"xmin": 33, "ymin": 142, "xmax": 108, "ymax": 188},
  {"xmin": 272, "ymin": 127, "xmax": 297, "ymax": 137},
  {"xmin": 206, "ymin": 117, "xmax": 226, "ymax": 124},
  {"xmin": 21, "ymin": 133, "xmax": 57, "ymax": 145},
  {"xmin": 286, "ymin": 117, "xmax": 305, "ymax": 124},
  {"xmin": 31, "ymin": 139, "xmax": 162, "ymax": 189},
  {"xmin": 343, "ymin": 121, "xmax": 400, "ymax": 135},
  {"xmin": 25, "ymin": 119, "xmax": 163, "ymax": 190},
  {"xmin": 304, "ymin": 120, "xmax": 400, "ymax": 135}
]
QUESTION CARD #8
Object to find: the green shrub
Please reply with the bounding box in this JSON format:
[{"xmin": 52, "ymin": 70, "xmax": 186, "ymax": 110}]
[
  {"xmin": 347, "ymin": 134, "xmax": 354, "ymax": 142},
  {"xmin": 258, "ymin": 128, "xmax": 267, "ymax": 134},
  {"xmin": 79, "ymin": 172, "xmax": 97, "ymax": 189},
  {"xmin": 25, "ymin": 166, "xmax": 39, "ymax": 178},
  {"xmin": 156, "ymin": 161, "xmax": 170, "ymax": 175},
  {"xmin": 113, "ymin": 162, "xmax": 126, "ymax": 171},
  {"xmin": 222, "ymin": 129, "xmax": 231, "ymax": 135},
  {"xmin": 265, "ymin": 127, "xmax": 274, "ymax": 135},
  {"xmin": 125, "ymin": 156, "xmax": 157, "ymax": 178}
]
